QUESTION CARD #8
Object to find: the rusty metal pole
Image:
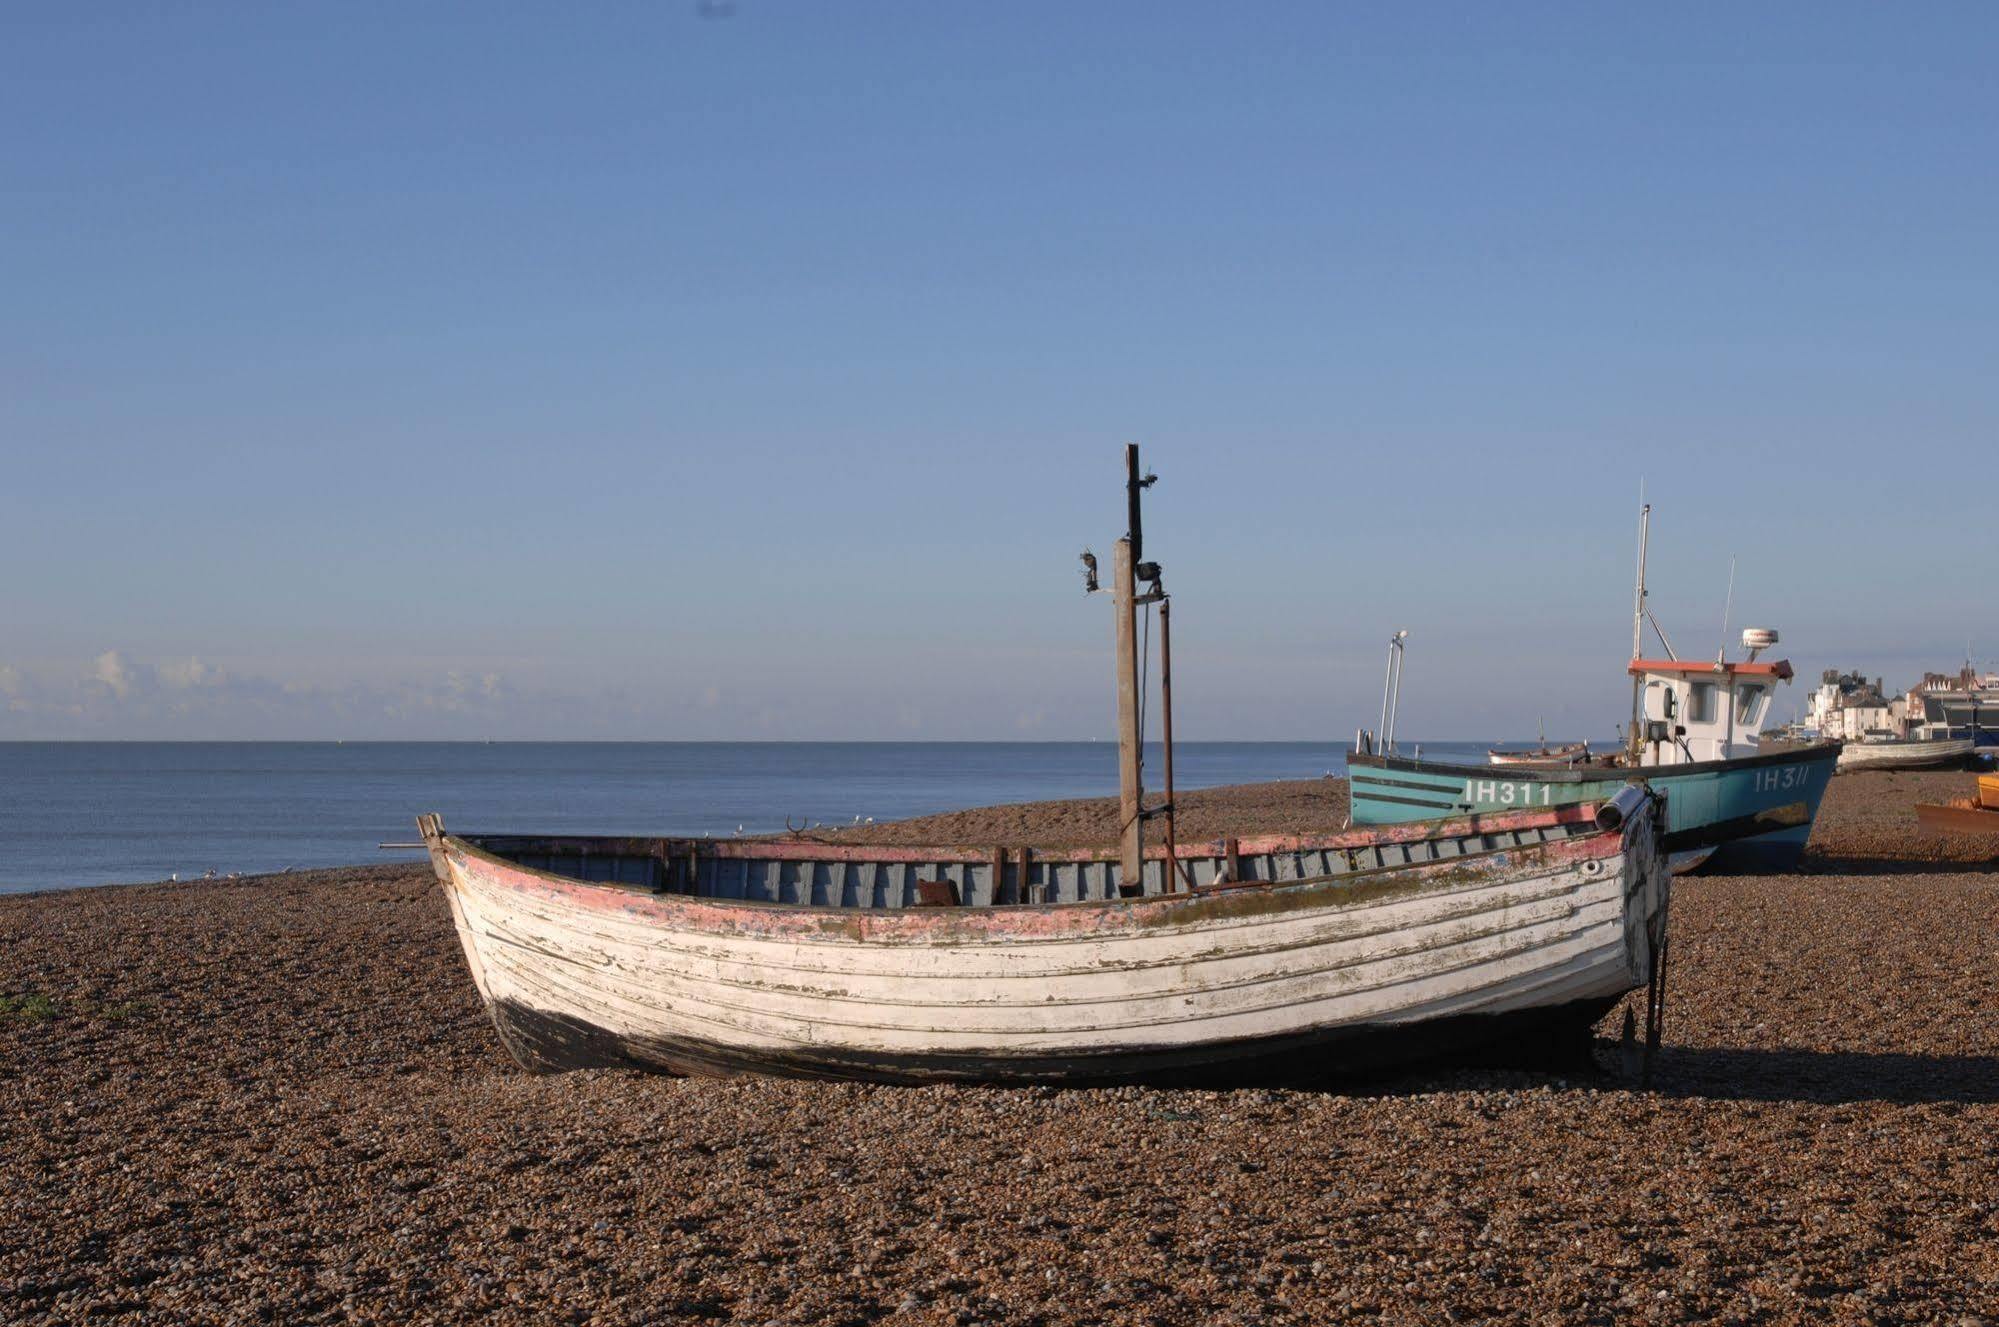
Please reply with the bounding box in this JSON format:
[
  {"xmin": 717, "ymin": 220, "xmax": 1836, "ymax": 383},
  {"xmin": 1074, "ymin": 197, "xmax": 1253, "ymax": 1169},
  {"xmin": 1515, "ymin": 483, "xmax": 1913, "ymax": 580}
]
[
  {"xmin": 1159, "ymin": 596, "xmax": 1186, "ymax": 891},
  {"xmin": 1113, "ymin": 535, "xmax": 1144, "ymax": 895},
  {"xmin": 1125, "ymin": 443, "xmax": 1144, "ymax": 564}
]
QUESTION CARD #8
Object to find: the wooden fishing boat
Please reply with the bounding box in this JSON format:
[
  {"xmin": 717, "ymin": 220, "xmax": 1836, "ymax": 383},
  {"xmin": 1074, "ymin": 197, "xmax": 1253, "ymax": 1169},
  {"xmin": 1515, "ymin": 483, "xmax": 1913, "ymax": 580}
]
[
  {"xmin": 416, "ymin": 788, "xmax": 1673, "ymax": 1085},
  {"xmin": 1912, "ymin": 774, "xmax": 1999, "ymax": 834},
  {"xmin": 1488, "ymin": 719, "xmax": 1593, "ymax": 767},
  {"xmin": 1488, "ymin": 741, "xmax": 1593, "ymax": 767},
  {"xmin": 1913, "ymin": 800, "xmax": 1999, "ymax": 835},
  {"xmin": 1354, "ymin": 654, "xmax": 1839, "ymax": 874},
  {"xmin": 1352, "ymin": 504, "xmax": 1836, "ymax": 875},
  {"xmin": 1835, "ymin": 736, "xmax": 1976, "ymax": 772}
]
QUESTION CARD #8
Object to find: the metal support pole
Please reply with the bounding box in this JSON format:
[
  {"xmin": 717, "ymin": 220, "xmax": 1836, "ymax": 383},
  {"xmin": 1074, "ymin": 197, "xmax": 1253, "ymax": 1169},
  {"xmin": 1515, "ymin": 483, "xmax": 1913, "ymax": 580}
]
[
  {"xmin": 1386, "ymin": 633, "xmax": 1406, "ymax": 751},
  {"xmin": 1629, "ymin": 501, "xmax": 1651, "ymax": 758},
  {"xmin": 1113, "ymin": 537, "xmax": 1144, "ymax": 896},
  {"xmin": 1379, "ymin": 638, "xmax": 1396, "ymax": 756},
  {"xmin": 1125, "ymin": 443, "xmax": 1144, "ymax": 562},
  {"xmin": 1160, "ymin": 597, "xmax": 1187, "ymax": 891}
]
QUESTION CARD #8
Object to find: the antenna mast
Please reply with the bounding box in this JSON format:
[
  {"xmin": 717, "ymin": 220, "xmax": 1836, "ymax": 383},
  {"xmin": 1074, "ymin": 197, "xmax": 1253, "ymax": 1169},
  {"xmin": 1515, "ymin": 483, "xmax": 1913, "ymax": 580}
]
[
  {"xmin": 1718, "ymin": 555, "xmax": 1737, "ymax": 662},
  {"xmin": 1628, "ymin": 498, "xmax": 1651, "ymax": 753}
]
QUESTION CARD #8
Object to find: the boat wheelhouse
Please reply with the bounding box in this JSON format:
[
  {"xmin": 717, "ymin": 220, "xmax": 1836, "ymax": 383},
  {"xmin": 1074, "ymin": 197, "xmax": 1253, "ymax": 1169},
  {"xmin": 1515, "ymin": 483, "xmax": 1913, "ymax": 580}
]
[{"xmin": 1628, "ymin": 656, "xmax": 1788, "ymax": 766}]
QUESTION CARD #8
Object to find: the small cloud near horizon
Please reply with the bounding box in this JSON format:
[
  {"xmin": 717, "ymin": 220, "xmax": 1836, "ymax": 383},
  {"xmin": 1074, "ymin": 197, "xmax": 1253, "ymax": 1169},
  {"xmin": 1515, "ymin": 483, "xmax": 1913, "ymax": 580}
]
[{"xmin": 0, "ymin": 650, "xmax": 530, "ymax": 740}]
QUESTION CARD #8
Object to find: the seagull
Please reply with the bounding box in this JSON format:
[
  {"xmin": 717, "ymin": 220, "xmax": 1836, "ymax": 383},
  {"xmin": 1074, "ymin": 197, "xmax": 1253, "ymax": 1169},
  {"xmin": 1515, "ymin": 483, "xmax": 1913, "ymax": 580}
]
[{"xmin": 169, "ymin": 872, "xmax": 178, "ymax": 882}]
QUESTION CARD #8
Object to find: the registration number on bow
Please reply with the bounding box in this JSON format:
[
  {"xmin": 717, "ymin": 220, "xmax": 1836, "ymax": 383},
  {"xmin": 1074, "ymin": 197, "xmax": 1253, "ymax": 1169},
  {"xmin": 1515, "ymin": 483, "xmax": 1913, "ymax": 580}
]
[
  {"xmin": 1465, "ymin": 780, "xmax": 1555, "ymax": 806},
  {"xmin": 1751, "ymin": 764, "xmax": 1811, "ymax": 793}
]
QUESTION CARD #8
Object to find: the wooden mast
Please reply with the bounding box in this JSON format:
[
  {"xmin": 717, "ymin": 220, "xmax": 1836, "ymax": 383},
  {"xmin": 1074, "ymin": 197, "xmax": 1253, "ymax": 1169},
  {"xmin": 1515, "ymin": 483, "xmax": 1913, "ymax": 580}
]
[{"xmin": 1113, "ymin": 445, "xmax": 1144, "ymax": 895}]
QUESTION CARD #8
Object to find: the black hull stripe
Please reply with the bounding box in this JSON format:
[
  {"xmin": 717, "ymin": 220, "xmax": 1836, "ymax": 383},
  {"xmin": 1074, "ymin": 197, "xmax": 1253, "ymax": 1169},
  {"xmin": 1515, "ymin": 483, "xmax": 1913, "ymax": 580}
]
[
  {"xmin": 486, "ymin": 995, "xmax": 1625, "ymax": 1086},
  {"xmin": 1349, "ymin": 789, "xmax": 1465, "ymax": 811}
]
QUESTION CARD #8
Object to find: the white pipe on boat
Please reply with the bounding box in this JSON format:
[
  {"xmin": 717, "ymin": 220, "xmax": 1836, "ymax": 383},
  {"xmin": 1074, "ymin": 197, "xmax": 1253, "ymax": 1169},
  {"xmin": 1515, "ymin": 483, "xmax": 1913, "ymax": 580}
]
[{"xmin": 1595, "ymin": 782, "xmax": 1651, "ymax": 831}]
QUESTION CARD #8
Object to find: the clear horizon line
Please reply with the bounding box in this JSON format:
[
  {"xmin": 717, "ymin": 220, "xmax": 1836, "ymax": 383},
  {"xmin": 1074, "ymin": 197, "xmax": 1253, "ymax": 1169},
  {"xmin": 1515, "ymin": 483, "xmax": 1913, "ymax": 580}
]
[{"xmin": 0, "ymin": 735, "xmax": 1602, "ymax": 745}]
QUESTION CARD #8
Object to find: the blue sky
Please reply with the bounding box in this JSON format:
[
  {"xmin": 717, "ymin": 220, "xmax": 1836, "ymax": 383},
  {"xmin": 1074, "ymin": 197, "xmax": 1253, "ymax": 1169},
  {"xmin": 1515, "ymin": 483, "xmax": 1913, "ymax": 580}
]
[{"xmin": 3, "ymin": 3, "xmax": 1993, "ymax": 739}]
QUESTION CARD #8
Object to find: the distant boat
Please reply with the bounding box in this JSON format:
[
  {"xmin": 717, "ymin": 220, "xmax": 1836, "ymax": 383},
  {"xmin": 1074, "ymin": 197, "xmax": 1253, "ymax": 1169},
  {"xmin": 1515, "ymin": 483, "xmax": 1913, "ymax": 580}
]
[
  {"xmin": 1350, "ymin": 505, "xmax": 1838, "ymax": 874},
  {"xmin": 1488, "ymin": 741, "xmax": 1594, "ymax": 767},
  {"xmin": 416, "ymin": 790, "xmax": 1674, "ymax": 1085},
  {"xmin": 1356, "ymin": 639, "xmax": 1839, "ymax": 874},
  {"xmin": 1835, "ymin": 736, "xmax": 1977, "ymax": 773},
  {"xmin": 1487, "ymin": 718, "xmax": 1594, "ymax": 766}
]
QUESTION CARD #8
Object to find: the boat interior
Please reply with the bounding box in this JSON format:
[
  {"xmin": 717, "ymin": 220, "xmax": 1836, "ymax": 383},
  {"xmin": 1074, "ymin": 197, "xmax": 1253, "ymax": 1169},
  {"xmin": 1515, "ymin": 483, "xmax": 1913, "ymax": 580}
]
[{"xmin": 454, "ymin": 807, "xmax": 1607, "ymax": 910}]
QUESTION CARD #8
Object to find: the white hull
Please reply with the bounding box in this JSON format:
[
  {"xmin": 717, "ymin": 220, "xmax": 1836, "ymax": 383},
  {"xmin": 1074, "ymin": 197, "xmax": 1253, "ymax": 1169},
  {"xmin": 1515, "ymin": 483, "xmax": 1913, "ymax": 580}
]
[
  {"xmin": 1836, "ymin": 738, "xmax": 1976, "ymax": 772},
  {"xmin": 1488, "ymin": 746, "xmax": 1590, "ymax": 767},
  {"xmin": 425, "ymin": 804, "xmax": 1670, "ymax": 1084}
]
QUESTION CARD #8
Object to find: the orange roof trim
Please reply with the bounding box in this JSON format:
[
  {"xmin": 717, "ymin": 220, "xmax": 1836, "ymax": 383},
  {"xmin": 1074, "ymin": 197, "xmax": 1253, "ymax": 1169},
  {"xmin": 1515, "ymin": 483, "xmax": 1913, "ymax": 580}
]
[{"xmin": 1628, "ymin": 658, "xmax": 1794, "ymax": 681}]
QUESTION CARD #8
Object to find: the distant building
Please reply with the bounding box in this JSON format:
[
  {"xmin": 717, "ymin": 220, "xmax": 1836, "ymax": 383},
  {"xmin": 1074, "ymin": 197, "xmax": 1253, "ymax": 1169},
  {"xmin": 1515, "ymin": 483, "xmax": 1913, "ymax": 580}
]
[
  {"xmin": 1805, "ymin": 662, "xmax": 1999, "ymax": 747},
  {"xmin": 1906, "ymin": 665, "xmax": 1999, "ymax": 745},
  {"xmin": 1806, "ymin": 669, "xmax": 1905, "ymax": 742}
]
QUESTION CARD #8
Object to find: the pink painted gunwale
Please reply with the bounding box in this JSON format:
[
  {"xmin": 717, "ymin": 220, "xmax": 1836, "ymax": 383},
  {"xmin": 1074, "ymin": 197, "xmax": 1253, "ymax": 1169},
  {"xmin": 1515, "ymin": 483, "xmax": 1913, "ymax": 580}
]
[
  {"xmin": 440, "ymin": 808, "xmax": 1631, "ymax": 944},
  {"xmin": 465, "ymin": 800, "xmax": 1608, "ymax": 866}
]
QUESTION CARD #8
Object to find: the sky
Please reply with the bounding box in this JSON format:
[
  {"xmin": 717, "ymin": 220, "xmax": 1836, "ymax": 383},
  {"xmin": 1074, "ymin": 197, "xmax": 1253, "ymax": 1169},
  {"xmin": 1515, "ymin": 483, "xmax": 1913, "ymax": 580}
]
[{"xmin": 3, "ymin": 3, "xmax": 1994, "ymax": 740}]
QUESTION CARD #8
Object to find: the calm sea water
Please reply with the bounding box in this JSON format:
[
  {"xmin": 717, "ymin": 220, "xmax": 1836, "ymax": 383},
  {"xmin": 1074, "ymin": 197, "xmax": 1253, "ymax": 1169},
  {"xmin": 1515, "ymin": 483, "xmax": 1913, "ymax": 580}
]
[{"xmin": 0, "ymin": 740, "xmax": 1503, "ymax": 894}]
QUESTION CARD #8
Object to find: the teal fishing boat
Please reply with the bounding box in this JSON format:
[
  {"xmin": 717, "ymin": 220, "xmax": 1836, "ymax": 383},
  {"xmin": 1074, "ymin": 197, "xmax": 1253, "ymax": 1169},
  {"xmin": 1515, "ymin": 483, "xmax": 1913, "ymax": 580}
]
[
  {"xmin": 1349, "ymin": 504, "xmax": 1840, "ymax": 872},
  {"xmin": 1348, "ymin": 738, "xmax": 1837, "ymax": 873}
]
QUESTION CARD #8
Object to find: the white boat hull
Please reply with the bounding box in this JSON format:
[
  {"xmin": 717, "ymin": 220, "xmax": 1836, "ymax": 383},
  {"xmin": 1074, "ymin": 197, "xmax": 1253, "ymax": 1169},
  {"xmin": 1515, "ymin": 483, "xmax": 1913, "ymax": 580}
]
[
  {"xmin": 424, "ymin": 802, "xmax": 1670, "ymax": 1084},
  {"xmin": 1836, "ymin": 738, "xmax": 1976, "ymax": 772}
]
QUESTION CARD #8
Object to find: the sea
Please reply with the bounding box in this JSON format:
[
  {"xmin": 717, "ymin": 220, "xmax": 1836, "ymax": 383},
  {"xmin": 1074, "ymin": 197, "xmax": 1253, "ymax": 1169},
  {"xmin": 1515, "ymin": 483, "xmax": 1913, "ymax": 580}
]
[{"xmin": 0, "ymin": 740, "xmax": 1504, "ymax": 895}]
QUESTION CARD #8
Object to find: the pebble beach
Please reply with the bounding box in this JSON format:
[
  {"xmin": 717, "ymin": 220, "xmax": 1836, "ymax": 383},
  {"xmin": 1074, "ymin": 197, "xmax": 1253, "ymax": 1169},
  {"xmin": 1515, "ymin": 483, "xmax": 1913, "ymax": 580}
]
[{"xmin": 3, "ymin": 771, "xmax": 1995, "ymax": 1325}]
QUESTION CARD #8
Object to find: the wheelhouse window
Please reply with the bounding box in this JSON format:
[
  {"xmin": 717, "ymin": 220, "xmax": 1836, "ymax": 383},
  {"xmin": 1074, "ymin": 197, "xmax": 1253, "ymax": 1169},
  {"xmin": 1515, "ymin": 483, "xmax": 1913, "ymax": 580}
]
[
  {"xmin": 1735, "ymin": 683, "xmax": 1767, "ymax": 725},
  {"xmin": 1687, "ymin": 682, "xmax": 1717, "ymax": 724}
]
